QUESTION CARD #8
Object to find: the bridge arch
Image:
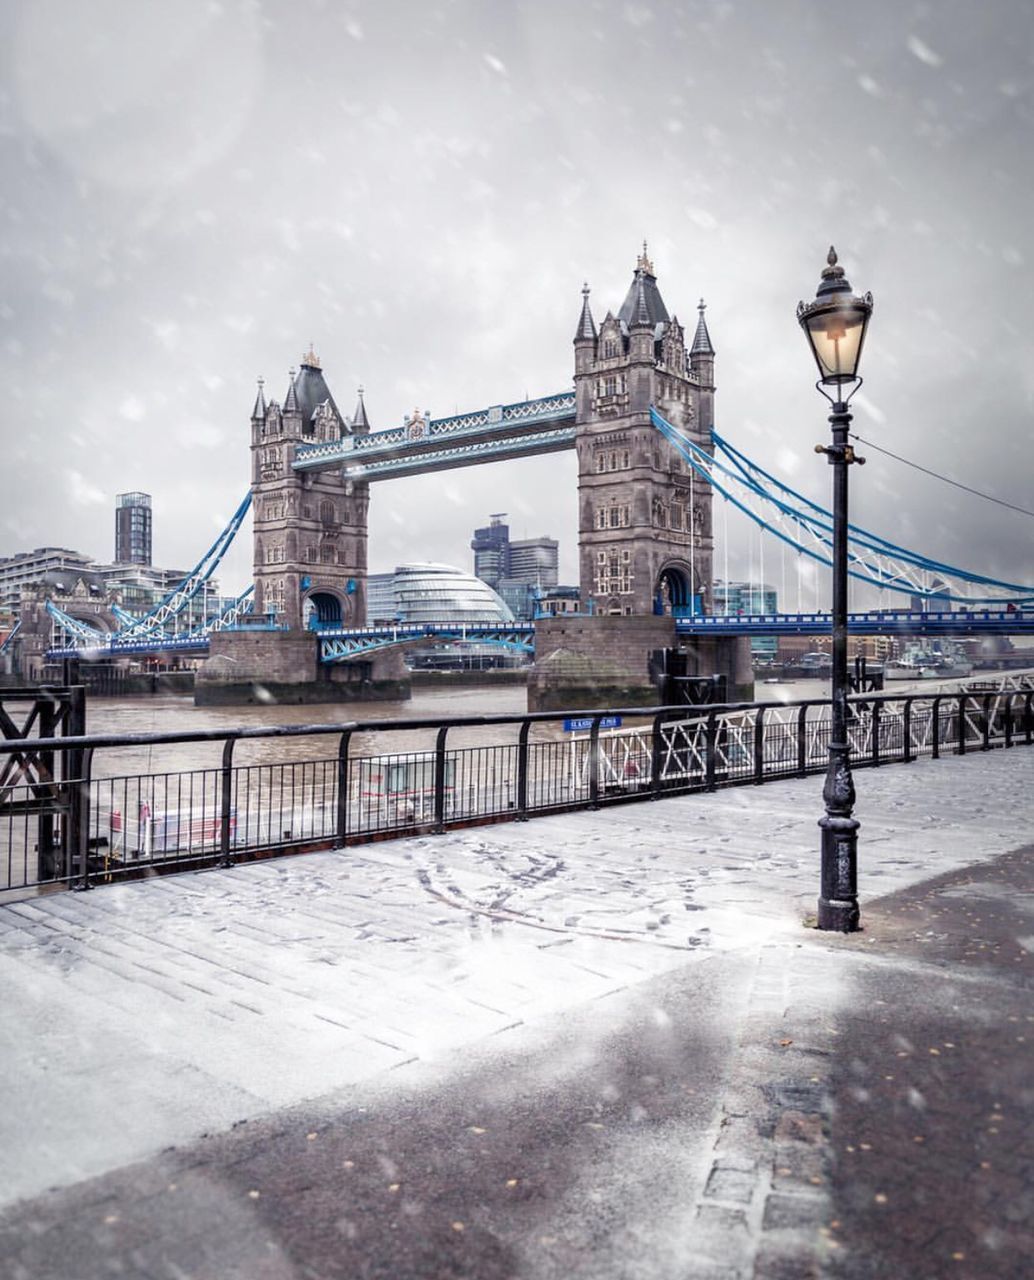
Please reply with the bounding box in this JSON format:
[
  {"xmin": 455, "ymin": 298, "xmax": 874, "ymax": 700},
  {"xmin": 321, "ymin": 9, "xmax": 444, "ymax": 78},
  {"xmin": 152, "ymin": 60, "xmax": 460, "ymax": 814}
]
[
  {"xmin": 654, "ymin": 560, "xmax": 701, "ymax": 617},
  {"xmin": 303, "ymin": 587, "xmax": 351, "ymax": 629}
]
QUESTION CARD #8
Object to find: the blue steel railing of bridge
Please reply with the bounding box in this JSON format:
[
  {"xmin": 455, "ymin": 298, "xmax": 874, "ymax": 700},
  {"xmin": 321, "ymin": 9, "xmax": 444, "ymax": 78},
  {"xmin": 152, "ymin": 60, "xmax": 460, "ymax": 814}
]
[
  {"xmin": 675, "ymin": 608, "xmax": 1034, "ymax": 636},
  {"xmin": 44, "ymin": 606, "xmax": 1034, "ymax": 661},
  {"xmin": 2, "ymin": 684, "xmax": 1031, "ymax": 895},
  {"xmin": 317, "ymin": 620, "xmax": 536, "ymax": 661}
]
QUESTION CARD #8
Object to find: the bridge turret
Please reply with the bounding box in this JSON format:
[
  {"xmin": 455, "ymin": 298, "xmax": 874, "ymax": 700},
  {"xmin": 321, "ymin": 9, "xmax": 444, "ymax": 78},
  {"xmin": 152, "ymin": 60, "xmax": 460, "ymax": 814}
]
[
  {"xmin": 690, "ymin": 299, "xmax": 716, "ymax": 430},
  {"xmin": 351, "ymin": 386, "xmax": 371, "ymax": 435},
  {"xmin": 573, "ymin": 283, "xmax": 597, "ymax": 377},
  {"xmin": 251, "ymin": 377, "xmax": 267, "ymax": 423}
]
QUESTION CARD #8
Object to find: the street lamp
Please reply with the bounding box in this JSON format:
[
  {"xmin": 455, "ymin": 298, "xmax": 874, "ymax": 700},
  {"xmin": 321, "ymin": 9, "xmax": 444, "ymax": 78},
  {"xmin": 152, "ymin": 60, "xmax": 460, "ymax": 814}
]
[{"xmin": 797, "ymin": 247, "xmax": 873, "ymax": 933}]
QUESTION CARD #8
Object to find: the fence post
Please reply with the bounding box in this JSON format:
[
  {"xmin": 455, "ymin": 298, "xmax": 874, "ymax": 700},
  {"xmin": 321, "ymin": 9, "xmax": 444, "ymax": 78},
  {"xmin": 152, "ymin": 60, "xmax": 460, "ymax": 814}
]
[
  {"xmin": 36, "ymin": 696, "xmax": 58, "ymax": 883},
  {"xmin": 1004, "ymin": 696, "xmax": 1014, "ymax": 749},
  {"xmin": 516, "ymin": 721, "xmax": 530, "ymax": 820},
  {"xmin": 931, "ymin": 696, "xmax": 941, "ymax": 760},
  {"xmin": 902, "ymin": 698, "xmax": 913, "ymax": 764},
  {"xmin": 981, "ymin": 693, "xmax": 993, "ymax": 750},
  {"xmin": 871, "ymin": 700, "xmax": 881, "ymax": 767},
  {"xmin": 796, "ymin": 704, "xmax": 808, "ymax": 777},
  {"xmin": 651, "ymin": 712, "xmax": 665, "ymax": 800},
  {"xmin": 1026, "ymin": 691, "xmax": 1033, "ymax": 746},
  {"xmin": 64, "ymin": 686, "xmax": 86, "ymax": 880},
  {"xmin": 219, "ymin": 738, "xmax": 236, "ymax": 868},
  {"xmin": 753, "ymin": 706, "xmax": 765, "ymax": 784},
  {"xmin": 705, "ymin": 709, "xmax": 717, "ymax": 792},
  {"xmin": 588, "ymin": 717, "xmax": 601, "ymax": 809},
  {"xmin": 73, "ymin": 747, "xmax": 94, "ymax": 892},
  {"xmin": 957, "ymin": 696, "xmax": 966, "ymax": 755},
  {"xmin": 336, "ymin": 729, "xmax": 353, "ymax": 844},
  {"xmin": 433, "ymin": 725, "xmax": 449, "ymax": 832}
]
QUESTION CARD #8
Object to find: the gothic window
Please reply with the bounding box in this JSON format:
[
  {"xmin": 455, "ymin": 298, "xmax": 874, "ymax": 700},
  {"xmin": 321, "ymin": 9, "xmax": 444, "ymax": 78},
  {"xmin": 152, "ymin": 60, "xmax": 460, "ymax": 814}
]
[
  {"xmin": 595, "ymin": 452, "xmax": 605, "ymax": 473},
  {"xmin": 622, "ymin": 450, "xmax": 630, "ymax": 469},
  {"xmin": 605, "ymin": 375, "xmax": 617, "ymax": 397},
  {"xmin": 320, "ymin": 544, "xmax": 337, "ymax": 564},
  {"xmin": 603, "ymin": 338, "xmax": 618, "ymax": 358},
  {"xmin": 306, "ymin": 546, "xmax": 317, "ymax": 563},
  {"xmin": 608, "ymin": 451, "xmax": 617, "ymax": 471},
  {"xmin": 320, "ymin": 500, "xmax": 336, "ymax": 526}
]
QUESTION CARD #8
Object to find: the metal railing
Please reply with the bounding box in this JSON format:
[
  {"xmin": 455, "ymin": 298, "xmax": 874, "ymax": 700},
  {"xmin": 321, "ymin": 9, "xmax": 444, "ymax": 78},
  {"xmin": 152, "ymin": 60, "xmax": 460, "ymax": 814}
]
[{"xmin": 1, "ymin": 687, "xmax": 1031, "ymax": 896}]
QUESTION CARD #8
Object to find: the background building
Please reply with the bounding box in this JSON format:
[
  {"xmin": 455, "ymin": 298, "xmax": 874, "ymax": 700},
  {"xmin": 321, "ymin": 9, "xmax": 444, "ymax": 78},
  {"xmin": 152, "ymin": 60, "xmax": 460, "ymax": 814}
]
[
  {"xmin": 470, "ymin": 514, "xmax": 510, "ymax": 591},
  {"xmin": 115, "ymin": 492, "xmax": 153, "ymax": 565},
  {"xmin": 472, "ymin": 514, "xmax": 560, "ymax": 620},
  {"xmin": 365, "ymin": 563, "xmax": 522, "ymax": 670},
  {"xmin": 713, "ymin": 580, "xmax": 778, "ymax": 661},
  {"xmin": 0, "ymin": 548, "xmax": 94, "ymax": 613}
]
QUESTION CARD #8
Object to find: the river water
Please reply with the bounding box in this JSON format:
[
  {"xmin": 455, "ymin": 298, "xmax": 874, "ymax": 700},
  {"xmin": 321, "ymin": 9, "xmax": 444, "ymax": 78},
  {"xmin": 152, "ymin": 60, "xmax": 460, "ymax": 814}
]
[
  {"xmin": 78, "ymin": 678, "xmax": 845, "ymax": 779},
  {"xmin": 78, "ymin": 669, "xmax": 1016, "ymax": 781}
]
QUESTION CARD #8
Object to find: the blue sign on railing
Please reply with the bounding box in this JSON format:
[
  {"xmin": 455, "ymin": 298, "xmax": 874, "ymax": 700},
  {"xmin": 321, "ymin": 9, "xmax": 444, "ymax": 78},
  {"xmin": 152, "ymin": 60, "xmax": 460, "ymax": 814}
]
[{"xmin": 563, "ymin": 715, "xmax": 623, "ymax": 733}]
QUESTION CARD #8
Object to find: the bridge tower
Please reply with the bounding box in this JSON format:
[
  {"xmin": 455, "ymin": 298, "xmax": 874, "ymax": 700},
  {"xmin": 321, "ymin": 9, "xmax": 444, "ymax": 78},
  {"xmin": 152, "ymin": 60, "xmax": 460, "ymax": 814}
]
[
  {"xmin": 574, "ymin": 246, "xmax": 715, "ymax": 617},
  {"xmin": 250, "ymin": 350, "xmax": 369, "ymax": 629}
]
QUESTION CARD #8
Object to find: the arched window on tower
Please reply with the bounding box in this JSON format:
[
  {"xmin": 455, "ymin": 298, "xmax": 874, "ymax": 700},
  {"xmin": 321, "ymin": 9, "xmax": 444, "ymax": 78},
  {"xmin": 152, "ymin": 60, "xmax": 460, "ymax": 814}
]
[{"xmin": 320, "ymin": 500, "xmax": 336, "ymax": 527}]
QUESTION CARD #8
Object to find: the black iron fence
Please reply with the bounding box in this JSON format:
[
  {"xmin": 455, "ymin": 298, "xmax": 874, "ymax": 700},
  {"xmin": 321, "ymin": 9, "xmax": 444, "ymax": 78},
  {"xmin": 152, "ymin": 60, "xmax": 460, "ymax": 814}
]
[{"xmin": 1, "ymin": 686, "xmax": 1031, "ymax": 896}]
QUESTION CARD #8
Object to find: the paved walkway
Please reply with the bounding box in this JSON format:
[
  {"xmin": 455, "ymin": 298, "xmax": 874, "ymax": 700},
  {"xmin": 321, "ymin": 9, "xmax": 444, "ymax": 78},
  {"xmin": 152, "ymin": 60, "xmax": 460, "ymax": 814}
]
[{"xmin": 0, "ymin": 748, "xmax": 1031, "ymax": 1277}]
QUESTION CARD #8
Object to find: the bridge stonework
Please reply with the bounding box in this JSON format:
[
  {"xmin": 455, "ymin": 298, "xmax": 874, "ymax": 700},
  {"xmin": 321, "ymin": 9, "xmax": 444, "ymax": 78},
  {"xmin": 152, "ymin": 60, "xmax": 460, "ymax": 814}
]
[
  {"xmin": 250, "ymin": 350, "xmax": 368, "ymax": 630},
  {"xmin": 574, "ymin": 247, "xmax": 715, "ymax": 619}
]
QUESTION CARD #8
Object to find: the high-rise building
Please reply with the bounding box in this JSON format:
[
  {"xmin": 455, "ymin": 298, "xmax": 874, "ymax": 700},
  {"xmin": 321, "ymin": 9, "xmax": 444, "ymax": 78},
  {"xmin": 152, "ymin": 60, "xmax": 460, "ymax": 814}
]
[
  {"xmin": 115, "ymin": 492, "xmax": 152, "ymax": 565},
  {"xmin": 470, "ymin": 514, "xmax": 510, "ymax": 590},
  {"xmin": 507, "ymin": 536, "xmax": 559, "ymax": 590}
]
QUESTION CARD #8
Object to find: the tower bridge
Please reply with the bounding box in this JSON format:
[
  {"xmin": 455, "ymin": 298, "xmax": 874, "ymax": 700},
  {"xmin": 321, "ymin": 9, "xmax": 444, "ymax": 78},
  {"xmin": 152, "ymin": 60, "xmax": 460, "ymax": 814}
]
[
  {"xmin": 246, "ymin": 244, "xmax": 717, "ymax": 640},
  {"xmin": 35, "ymin": 246, "xmax": 1034, "ymax": 705}
]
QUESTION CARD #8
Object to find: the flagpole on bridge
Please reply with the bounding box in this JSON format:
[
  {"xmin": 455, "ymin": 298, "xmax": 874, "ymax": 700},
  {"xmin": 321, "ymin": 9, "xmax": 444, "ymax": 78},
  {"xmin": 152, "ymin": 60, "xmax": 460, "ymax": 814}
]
[{"xmin": 798, "ymin": 248, "xmax": 874, "ymax": 933}]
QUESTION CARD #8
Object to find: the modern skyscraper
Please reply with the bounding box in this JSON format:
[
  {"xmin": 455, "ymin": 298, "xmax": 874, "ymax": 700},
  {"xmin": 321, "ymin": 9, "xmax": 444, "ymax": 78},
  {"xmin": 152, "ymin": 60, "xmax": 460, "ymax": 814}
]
[
  {"xmin": 470, "ymin": 514, "xmax": 510, "ymax": 590},
  {"xmin": 115, "ymin": 492, "xmax": 153, "ymax": 565},
  {"xmin": 507, "ymin": 536, "xmax": 559, "ymax": 590}
]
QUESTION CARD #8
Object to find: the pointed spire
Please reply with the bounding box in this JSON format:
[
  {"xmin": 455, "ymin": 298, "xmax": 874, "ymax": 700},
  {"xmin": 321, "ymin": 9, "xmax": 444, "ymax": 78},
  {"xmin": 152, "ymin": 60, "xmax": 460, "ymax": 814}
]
[
  {"xmin": 284, "ymin": 368, "xmax": 299, "ymax": 412},
  {"xmin": 690, "ymin": 298, "xmax": 715, "ymax": 356},
  {"xmin": 251, "ymin": 376, "xmax": 267, "ymax": 421},
  {"xmin": 631, "ymin": 273, "xmax": 652, "ymax": 328},
  {"xmin": 301, "ymin": 343, "xmax": 321, "ymax": 370},
  {"xmin": 351, "ymin": 385, "xmax": 370, "ymax": 432},
  {"xmin": 574, "ymin": 282, "xmax": 597, "ymax": 342},
  {"xmin": 637, "ymin": 239, "xmax": 655, "ymax": 276}
]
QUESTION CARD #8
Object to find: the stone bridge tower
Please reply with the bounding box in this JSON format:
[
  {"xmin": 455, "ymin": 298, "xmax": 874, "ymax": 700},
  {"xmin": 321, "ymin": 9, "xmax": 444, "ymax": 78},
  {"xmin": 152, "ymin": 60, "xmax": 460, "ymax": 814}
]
[
  {"xmin": 250, "ymin": 350, "xmax": 369, "ymax": 629},
  {"xmin": 574, "ymin": 246, "xmax": 715, "ymax": 617}
]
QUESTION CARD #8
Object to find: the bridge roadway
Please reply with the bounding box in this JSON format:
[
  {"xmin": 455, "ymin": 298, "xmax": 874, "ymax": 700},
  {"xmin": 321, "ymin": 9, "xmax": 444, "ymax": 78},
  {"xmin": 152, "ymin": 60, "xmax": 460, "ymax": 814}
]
[
  {"xmin": 1, "ymin": 747, "xmax": 1032, "ymax": 1277},
  {"xmin": 43, "ymin": 606, "xmax": 1034, "ymax": 661}
]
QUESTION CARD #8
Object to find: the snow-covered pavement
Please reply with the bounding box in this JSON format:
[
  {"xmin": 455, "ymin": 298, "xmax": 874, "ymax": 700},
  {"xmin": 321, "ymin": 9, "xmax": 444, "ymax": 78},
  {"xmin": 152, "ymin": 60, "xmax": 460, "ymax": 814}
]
[{"xmin": 1, "ymin": 747, "xmax": 1031, "ymax": 1210}]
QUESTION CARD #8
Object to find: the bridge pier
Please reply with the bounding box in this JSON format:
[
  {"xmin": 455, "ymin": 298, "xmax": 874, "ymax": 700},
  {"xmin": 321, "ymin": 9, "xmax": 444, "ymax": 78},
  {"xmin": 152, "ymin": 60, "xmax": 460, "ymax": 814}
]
[
  {"xmin": 528, "ymin": 616, "xmax": 752, "ymax": 712},
  {"xmin": 195, "ymin": 630, "xmax": 410, "ymax": 706}
]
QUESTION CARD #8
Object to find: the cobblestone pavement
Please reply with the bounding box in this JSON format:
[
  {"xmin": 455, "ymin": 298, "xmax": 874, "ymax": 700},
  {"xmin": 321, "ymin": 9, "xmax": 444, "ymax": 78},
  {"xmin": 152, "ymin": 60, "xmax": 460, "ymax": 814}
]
[{"xmin": 0, "ymin": 749, "xmax": 1031, "ymax": 1276}]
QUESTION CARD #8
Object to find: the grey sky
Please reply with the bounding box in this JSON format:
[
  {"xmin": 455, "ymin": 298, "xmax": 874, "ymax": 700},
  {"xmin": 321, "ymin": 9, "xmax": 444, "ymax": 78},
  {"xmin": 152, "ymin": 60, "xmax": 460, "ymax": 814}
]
[{"xmin": 1, "ymin": 0, "xmax": 1032, "ymax": 600}]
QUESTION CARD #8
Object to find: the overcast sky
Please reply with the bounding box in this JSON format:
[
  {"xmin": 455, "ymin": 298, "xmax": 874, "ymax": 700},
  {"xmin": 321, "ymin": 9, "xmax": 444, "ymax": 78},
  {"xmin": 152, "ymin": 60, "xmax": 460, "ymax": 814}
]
[{"xmin": 1, "ymin": 0, "xmax": 1032, "ymax": 603}]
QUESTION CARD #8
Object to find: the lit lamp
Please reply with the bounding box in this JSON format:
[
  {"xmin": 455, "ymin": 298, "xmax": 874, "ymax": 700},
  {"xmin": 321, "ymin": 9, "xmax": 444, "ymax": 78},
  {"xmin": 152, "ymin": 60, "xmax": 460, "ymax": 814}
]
[{"xmin": 797, "ymin": 247, "xmax": 874, "ymax": 932}]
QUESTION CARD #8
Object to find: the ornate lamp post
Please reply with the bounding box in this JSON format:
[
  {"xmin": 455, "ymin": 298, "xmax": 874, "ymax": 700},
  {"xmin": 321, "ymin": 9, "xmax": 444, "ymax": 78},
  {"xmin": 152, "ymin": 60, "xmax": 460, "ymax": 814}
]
[{"xmin": 797, "ymin": 247, "xmax": 874, "ymax": 932}]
